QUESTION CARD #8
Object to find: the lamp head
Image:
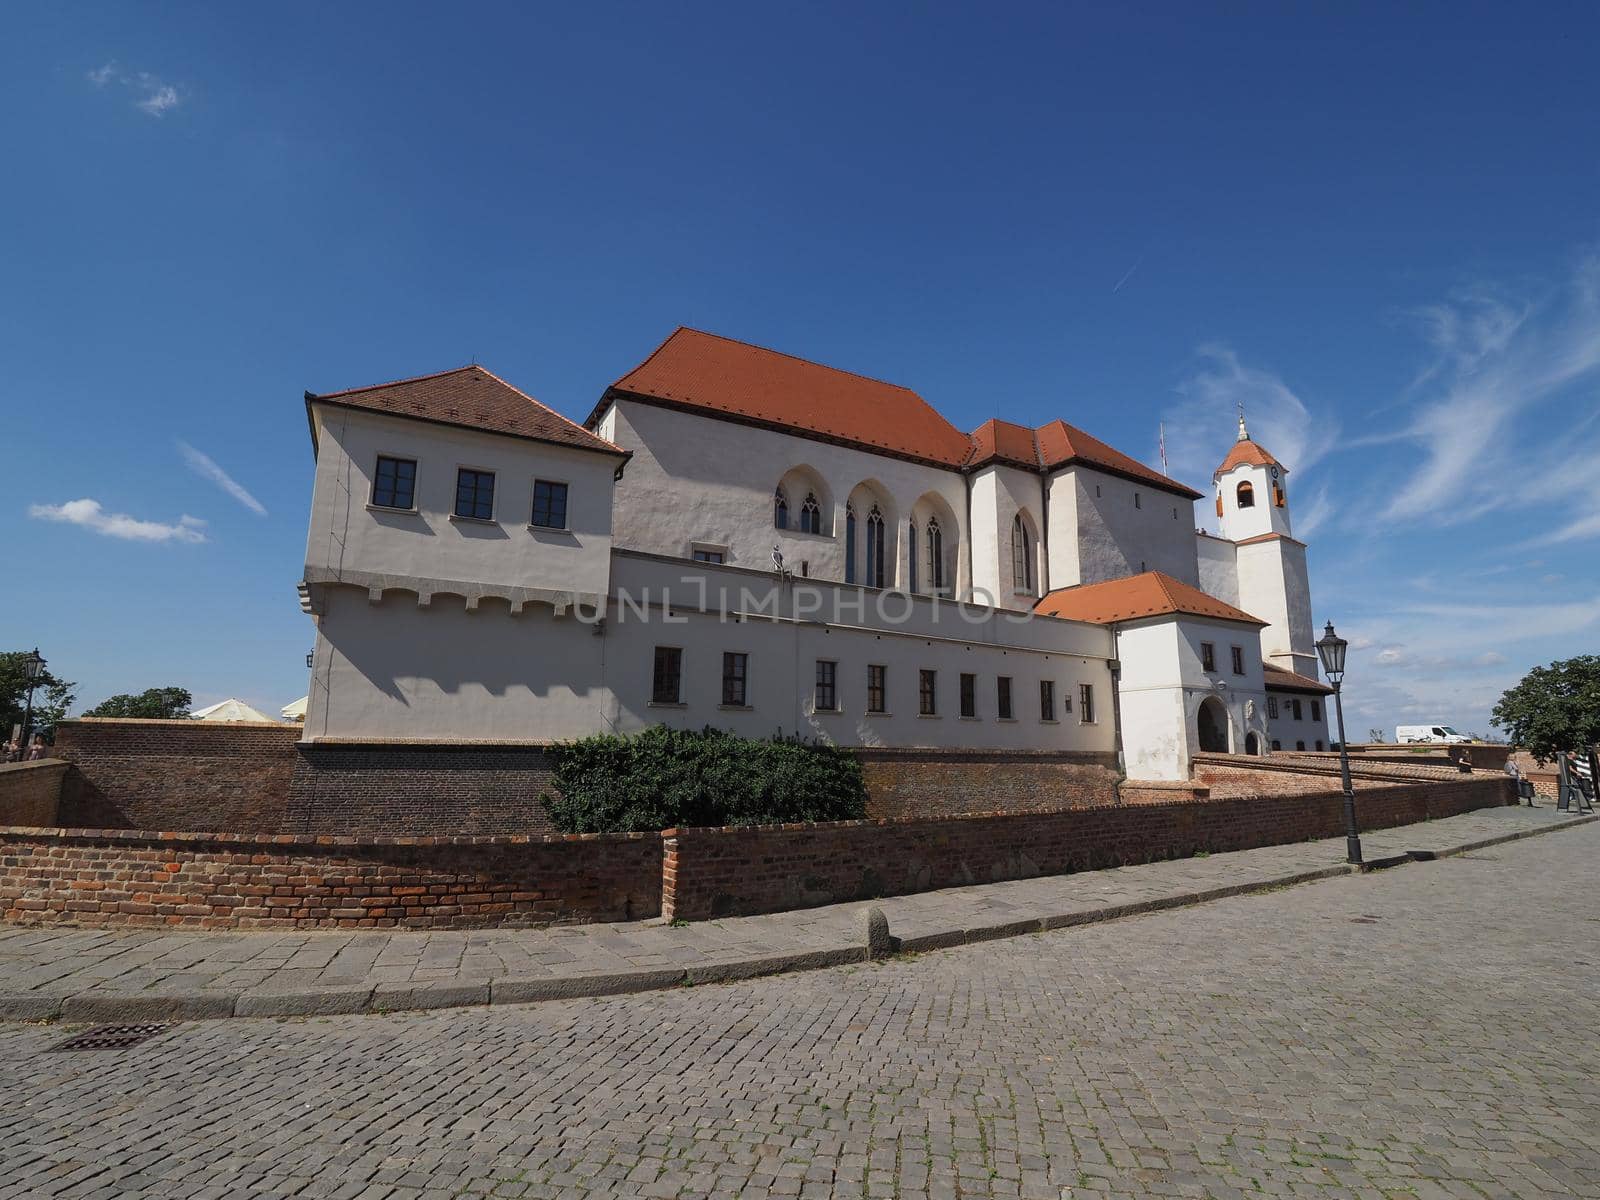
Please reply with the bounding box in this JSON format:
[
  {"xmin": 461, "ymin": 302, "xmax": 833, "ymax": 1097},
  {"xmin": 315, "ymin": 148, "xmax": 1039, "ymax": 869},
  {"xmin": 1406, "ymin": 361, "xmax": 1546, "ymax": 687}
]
[{"xmin": 1315, "ymin": 621, "xmax": 1347, "ymax": 684}]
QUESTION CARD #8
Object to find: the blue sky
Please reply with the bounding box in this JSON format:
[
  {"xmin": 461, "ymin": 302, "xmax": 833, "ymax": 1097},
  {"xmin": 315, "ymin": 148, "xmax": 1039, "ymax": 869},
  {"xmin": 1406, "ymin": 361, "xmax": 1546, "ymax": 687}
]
[{"xmin": 3, "ymin": 1, "xmax": 1597, "ymax": 737}]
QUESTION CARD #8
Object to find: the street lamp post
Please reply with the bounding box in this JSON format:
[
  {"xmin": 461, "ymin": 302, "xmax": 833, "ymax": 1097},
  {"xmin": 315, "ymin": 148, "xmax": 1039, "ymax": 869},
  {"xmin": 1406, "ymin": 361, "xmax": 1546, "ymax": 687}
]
[
  {"xmin": 1314, "ymin": 622, "xmax": 1361, "ymax": 866},
  {"xmin": 18, "ymin": 648, "xmax": 46, "ymax": 759}
]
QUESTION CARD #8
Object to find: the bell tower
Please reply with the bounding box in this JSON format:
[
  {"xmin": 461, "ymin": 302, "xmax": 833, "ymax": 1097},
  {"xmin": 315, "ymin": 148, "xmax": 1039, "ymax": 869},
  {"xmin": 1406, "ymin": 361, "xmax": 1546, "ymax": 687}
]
[
  {"xmin": 1213, "ymin": 412, "xmax": 1318, "ymax": 679},
  {"xmin": 1214, "ymin": 411, "xmax": 1292, "ymax": 542}
]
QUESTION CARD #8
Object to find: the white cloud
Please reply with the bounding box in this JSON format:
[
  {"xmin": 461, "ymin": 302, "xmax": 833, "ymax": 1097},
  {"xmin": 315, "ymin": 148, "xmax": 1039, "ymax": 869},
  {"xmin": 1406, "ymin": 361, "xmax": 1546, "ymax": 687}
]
[
  {"xmin": 86, "ymin": 63, "xmax": 183, "ymax": 117},
  {"xmin": 1382, "ymin": 255, "xmax": 1600, "ymax": 525},
  {"xmin": 28, "ymin": 499, "xmax": 207, "ymax": 544},
  {"xmin": 178, "ymin": 442, "xmax": 267, "ymax": 516},
  {"xmin": 1163, "ymin": 345, "xmax": 1340, "ymax": 492}
]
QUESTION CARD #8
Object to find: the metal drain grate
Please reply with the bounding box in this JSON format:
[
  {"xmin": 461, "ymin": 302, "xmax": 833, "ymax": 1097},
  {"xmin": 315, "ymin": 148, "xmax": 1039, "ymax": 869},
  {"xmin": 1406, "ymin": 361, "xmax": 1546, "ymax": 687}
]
[{"xmin": 50, "ymin": 1024, "xmax": 173, "ymax": 1052}]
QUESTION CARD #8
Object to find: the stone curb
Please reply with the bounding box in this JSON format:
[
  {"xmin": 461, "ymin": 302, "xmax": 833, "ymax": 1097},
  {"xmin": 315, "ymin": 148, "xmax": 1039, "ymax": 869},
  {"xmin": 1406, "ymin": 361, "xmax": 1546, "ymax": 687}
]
[{"xmin": 11, "ymin": 813, "xmax": 1592, "ymax": 1025}]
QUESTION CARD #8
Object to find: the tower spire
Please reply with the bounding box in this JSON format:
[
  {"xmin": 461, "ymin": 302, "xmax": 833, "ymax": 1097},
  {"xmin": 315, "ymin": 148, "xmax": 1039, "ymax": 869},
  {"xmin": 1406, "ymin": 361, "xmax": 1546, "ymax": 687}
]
[{"xmin": 1236, "ymin": 399, "xmax": 1250, "ymax": 442}]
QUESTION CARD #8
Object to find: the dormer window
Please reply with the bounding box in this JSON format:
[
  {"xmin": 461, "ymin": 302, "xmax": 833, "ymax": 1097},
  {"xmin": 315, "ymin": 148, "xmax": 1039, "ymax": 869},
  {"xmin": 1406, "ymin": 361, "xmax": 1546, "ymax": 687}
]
[{"xmin": 1236, "ymin": 481, "xmax": 1255, "ymax": 509}]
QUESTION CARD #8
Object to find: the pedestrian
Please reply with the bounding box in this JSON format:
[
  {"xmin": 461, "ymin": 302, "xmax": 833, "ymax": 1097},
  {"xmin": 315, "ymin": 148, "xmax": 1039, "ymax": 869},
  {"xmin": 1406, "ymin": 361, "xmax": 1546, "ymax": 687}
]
[
  {"xmin": 26, "ymin": 735, "xmax": 46, "ymax": 761},
  {"xmin": 2, "ymin": 737, "xmax": 17, "ymax": 763}
]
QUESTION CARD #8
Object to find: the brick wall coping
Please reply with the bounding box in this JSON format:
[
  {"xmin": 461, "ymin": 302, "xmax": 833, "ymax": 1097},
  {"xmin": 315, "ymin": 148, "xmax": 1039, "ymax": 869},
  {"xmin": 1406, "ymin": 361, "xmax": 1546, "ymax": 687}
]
[
  {"xmin": 1193, "ymin": 752, "xmax": 1447, "ymax": 784},
  {"xmin": 58, "ymin": 718, "xmax": 294, "ymax": 731},
  {"xmin": 0, "ymin": 824, "xmax": 655, "ymax": 849},
  {"xmin": 0, "ymin": 759, "xmax": 69, "ymax": 776}
]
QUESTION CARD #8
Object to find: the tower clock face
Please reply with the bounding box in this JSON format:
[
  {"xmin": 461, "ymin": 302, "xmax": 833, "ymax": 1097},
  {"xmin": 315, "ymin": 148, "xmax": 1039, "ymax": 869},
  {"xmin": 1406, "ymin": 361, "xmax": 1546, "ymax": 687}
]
[{"xmin": 1270, "ymin": 466, "xmax": 1279, "ymax": 480}]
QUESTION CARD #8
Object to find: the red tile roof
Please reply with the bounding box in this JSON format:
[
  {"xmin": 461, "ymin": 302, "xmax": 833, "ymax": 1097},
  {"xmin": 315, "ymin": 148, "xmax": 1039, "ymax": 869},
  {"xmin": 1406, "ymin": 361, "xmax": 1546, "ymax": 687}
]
[
  {"xmin": 1214, "ymin": 438, "xmax": 1282, "ymax": 479},
  {"xmin": 601, "ymin": 327, "xmax": 974, "ymax": 467},
  {"xmin": 1032, "ymin": 420, "xmax": 1202, "ymax": 498},
  {"xmin": 598, "ymin": 328, "xmax": 1200, "ymax": 496},
  {"xmin": 308, "ymin": 366, "xmax": 627, "ymax": 457},
  {"xmin": 1263, "ymin": 662, "xmax": 1333, "ymax": 694},
  {"xmin": 1034, "ymin": 571, "xmax": 1268, "ymax": 627}
]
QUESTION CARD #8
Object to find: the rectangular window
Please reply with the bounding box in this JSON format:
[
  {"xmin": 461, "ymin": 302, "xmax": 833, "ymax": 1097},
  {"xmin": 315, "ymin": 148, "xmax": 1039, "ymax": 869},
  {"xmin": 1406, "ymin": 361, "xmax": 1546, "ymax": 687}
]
[
  {"xmin": 1201, "ymin": 642, "xmax": 1216, "ymax": 672},
  {"xmin": 1134, "ymin": 492, "xmax": 1142, "ymax": 509},
  {"xmin": 372, "ymin": 456, "xmax": 416, "ymax": 510},
  {"xmin": 531, "ymin": 479, "xmax": 568, "ymax": 529},
  {"xmin": 1079, "ymin": 683, "xmax": 1095, "ymax": 724},
  {"xmin": 1040, "ymin": 680, "xmax": 1055, "ymax": 722},
  {"xmin": 997, "ymin": 676, "xmax": 1013, "ymax": 720},
  {"xmin": 651, "ymin": 647, "xmax": 682, "ymax": 704},
  {"xmin": 1291, "ymin": 698, "xmax": 1303, "ymax": 721},
  {"xmin": 721, "ymin": 652, "xmax": 747, "ymax": 707},
  {"xmin": 454, "ymin": 468, "xmax": 495, "ymax": 520},
  {"xmin": 1268, "ymin": 696, "xmax": 1280, "ymax": 719},
  {"xmin": 959, "ymin": 673, "xmax": 977, "ymax": 718},
  {"xmin": 1230, "ymin": 646, "xmax": 1245, "ymax": 675},
  {"xmin": 815, "ymin": 660, "xmax": 837, "ymax": 712},
  {"xmin": 692, "ymin": 548, "xmax": 725, "ymax": 564},
  {"xmin": 1311, "ymin": 699, "xmax": 1322, "ymax": 722},
  {"xmin": 919, "ymin": 670, "xmax": 937, "ymax": 716},
  {"xmin": 867, "ymin": 664, "xmax": 887, "ymax": 714}
]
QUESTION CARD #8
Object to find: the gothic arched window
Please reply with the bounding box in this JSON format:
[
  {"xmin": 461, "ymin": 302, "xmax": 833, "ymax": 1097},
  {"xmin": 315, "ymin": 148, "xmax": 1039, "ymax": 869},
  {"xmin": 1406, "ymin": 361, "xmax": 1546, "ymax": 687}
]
[
  {"xmin": 774, "ymin": 487, "xmax": 789, "ymax": 529},
  {"xmin": 927, "ymin": 516, "xmax": 944, "ymax": 592},
  {"xmin": 908, "ymin": 521, "xmax": 918, "ymax": 593},
  {"xmin": 865, "ymin": 506, "xmax": 886, "ymax": 588},
  {"xmin": 1236, "ymin": 481, "xmax": 1255, "ymax": 509},
  {"xmin": 844, "ymin": 505, "xmax": 857, "ymax": 583},
  {"xmin": 799, "ymin": 492, "xmax": 821, "ymax": 534},
  {"xmin": 1011, "ymin": 514, "xmax": 1033, "ymax": 592}
]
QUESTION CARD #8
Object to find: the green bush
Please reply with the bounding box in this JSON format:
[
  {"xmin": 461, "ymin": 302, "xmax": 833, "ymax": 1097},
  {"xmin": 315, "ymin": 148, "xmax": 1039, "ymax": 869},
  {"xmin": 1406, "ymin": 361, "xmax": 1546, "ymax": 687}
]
[{"xmin": 541, "ymin": 725, "xmax": 867, "ymax": 833}]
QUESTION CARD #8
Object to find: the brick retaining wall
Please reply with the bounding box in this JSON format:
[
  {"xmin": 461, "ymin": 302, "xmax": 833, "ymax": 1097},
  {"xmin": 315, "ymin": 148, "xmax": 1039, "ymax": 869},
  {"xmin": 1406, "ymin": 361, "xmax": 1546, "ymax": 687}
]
[
  {"xmin": 285, "ymin": 742, "xmax": 561, "ymax": 836},
  {"xmin": 858, "ymin": 749, "xmax": 1121, "ymax": 819},
  {"xmin": 0, "ymin": 826, "xmax": 661, "ymax": 930},
  {"xmin": 54, "ymin": 719, "xmax": 299, "ymax": 831},
  {"xmin": 660, "ymin": 776, "xmax": 1514, "ymax": 921},
  {"xmin": 0, "ymin": 760, "xmax": 68, "ymax": 826}
]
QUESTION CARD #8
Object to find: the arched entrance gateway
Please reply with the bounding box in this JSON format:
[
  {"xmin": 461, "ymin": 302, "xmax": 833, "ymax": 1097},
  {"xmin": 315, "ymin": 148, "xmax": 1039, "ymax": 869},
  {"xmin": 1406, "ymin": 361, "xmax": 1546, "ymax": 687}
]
[
  {"xmin": 1244, "ymin": 731, "xmax": 1261, "ymax": 756},
  {"xmin": 1197, "ymin": 696, "xmax": 1231, "ymax": 753}
]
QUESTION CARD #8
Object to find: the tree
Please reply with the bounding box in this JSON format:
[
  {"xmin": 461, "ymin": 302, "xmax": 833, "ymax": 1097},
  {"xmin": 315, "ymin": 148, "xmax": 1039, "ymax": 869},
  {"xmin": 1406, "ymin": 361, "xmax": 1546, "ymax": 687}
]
[
  {"xmin": 1492, "ymin": 656, "xmax": 1600, "ymax": 763},
  {"xmin": 1367, "ymin": 728, "xmax": 1387, "ymax": 743},
  {"xmin": 0, "ymin": 650, "xmax": 77, "ymax": 739},
  {"xmin": 83, "ymin": 687, "xmax": 193, "ymax": 720}
]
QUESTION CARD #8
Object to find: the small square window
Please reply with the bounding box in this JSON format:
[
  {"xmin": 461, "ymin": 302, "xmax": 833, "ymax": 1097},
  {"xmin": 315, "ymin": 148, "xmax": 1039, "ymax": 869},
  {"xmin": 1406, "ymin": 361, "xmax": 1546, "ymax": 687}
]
[
  {"xmin": 997, "ymin": 676, "xmax": 1013, "ymax": 720},
  {"xmin": 1230, "ymin": 646, "xmax": 1245, "ymax": 675},
  {"xmin": 721, "ymin": 652, "xmax": 747, "ymax": 707},
  {"xmin": 919, "ymin": 670, "xmax": 937, "ymax": 716},
  {"xmin": 372, "ymin": 456, "xmax": 416, "ymax": 510},
  {"xmin": 1079, "ymin": 683, "xmax": 1095, "ymax": 724},
  {"xmin": 652, "ymin": 647, "xmax": 682, "ymax": 704},
  {"xmin": 815, "ymin": 660, "xmax": 838, "ymax": 712},
  {"xmin": 1040, "ymin": 680, "xmax": 1055, "ymax": 722},
  {"xmin": 531, "ymin": 479, "xmax": 568, "ymax": 529},
  {"xmin": 867, "ymin": 664, "xmax": 887, "ymax": 714},
  {"xmin": 1201, "ymin": 642, "xmax": 1216, "ymax": 672},
  {"xmin": 454, "ymin": 468, "xmax": 495, "ymax": 520},
  {"xmin": 959, "ymin": 673, "xmax": 977, "ymax": 718},
  {"xmin": 692, "ymin": 548, "xmax": 725, "ymax": 564},
  {"xmin": 1134, "ymin": 492, "xmax": 1142, "ymax": 509}
]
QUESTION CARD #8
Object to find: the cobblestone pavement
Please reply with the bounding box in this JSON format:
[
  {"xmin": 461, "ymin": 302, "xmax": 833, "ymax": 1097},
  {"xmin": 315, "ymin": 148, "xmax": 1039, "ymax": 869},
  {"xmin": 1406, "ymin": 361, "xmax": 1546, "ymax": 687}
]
[
  {"xmin": 0, "ymin": 805, "xmax": 1581, "ymax": 1021},
  {"xmin": 3, "ymin": 815, "xmax": 1598, "ymax": 1199}
]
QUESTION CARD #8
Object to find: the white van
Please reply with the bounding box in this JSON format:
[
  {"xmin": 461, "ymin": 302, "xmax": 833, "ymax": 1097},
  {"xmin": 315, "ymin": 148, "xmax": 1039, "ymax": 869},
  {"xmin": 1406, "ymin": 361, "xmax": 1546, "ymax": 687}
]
[{"xmin": 1396, "ymin": 724, "xmax": 1471, "ymax": 744}]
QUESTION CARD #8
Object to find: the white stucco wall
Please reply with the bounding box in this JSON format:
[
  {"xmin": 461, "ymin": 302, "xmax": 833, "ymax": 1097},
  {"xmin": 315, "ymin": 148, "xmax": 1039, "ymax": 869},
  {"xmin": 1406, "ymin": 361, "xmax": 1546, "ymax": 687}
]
[
  {"xmin": 1265, "ymin": 689, "xmax": 1331, "ymax": 750},
  {"xmin": 1113, "ymin": 615, "xmax": 1269, "ymax": 780},
  {"xmin": 968, "ymin": 463, "xmax": 1046, "ymax": 609},
  {"xmin": 1236, "ymin": 538, "xmax": 1316, "ymax": 678},
  {"xmin": 1194, "ymin": 534, "xmax": 1240, "ymax": 608},
  {"xmin": 306, "ymin": 550, "xmax": 1119, "ymax": 751},
  {"xmin": 1061, "ymin": 466, "xmax": 1200, "ymax": 588},
  {"xmin": 305, "ymin": 404, "xmax": 617, "ymax": 600},
  {"xmin": 601, "ymin": 399, "xmax": 973, "ymax": 598}
]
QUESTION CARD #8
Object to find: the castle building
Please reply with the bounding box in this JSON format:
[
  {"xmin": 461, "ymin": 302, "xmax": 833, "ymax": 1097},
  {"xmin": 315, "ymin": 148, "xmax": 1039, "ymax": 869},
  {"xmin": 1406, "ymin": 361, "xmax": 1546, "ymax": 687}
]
[{"xmin": 298, "ymin": 328, "xmax": 1330, "ymax": 781}]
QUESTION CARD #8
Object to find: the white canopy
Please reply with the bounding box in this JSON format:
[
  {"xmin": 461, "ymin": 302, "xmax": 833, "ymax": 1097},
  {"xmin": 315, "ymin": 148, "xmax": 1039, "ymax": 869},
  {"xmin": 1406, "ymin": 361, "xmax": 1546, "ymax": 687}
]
[
  {"xmin": 280, "ymin": 696, "xmax": 308, "ymax": 721},
  {"xmin": 191, "ymin": 698, "xmax": 280, "ymax": 724}
]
